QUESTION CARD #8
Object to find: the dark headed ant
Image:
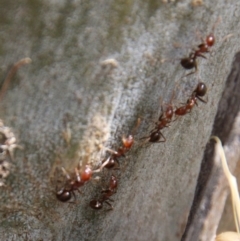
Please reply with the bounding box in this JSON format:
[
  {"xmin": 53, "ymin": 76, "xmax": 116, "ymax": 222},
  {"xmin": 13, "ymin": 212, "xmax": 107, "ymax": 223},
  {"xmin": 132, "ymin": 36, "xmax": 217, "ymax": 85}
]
[
  {"xmin": 180, "ymin": 18, "xmax": 220, "ymax": 75},
  {"xmin": 140, "ymin": 102, "xmax": 175, "ymax": 143},
  {"xmin": 101, "ymin": 135, "xmax": 134, "ymax": 169},
  {"xmin": 89, "ymin": 175, "xmax": 118, "ymax": 210},
  {"xmin": 99, "ymin": 119, "xmax": 140, "ymax": 170},
  {"xmin": 56, "ymin": 164, "xmax": 93, "ymax": 202},
  {"xmin": 180, "ymin": 33, "xmax": 214, "ymax": 74},
  {"xmin": 175, "ymin": 82, "xmax": 207, "ymax": 116}
]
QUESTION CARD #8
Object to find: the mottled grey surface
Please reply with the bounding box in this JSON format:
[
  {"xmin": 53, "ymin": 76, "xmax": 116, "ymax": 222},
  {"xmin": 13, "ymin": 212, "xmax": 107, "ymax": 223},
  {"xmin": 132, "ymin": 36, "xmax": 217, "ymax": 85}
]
[{"xmin": 0, "ymin": 0, "xmax": 240, "ymax": 240}]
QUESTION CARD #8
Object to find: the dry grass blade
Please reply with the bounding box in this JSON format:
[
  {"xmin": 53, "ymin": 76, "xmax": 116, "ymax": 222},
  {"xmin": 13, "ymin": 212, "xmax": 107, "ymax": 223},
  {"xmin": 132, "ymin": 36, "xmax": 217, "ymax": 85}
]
[
  {"xmin": 215, "ymin": 231, "xmax": 240, "ymax": 241},
  {"xmin": 0, "ymin": 57, "xmax": 32, "ymax": 101},
  {"xmin": 212, "ymin": 136, "xmax": 240, "ymax": 238}
]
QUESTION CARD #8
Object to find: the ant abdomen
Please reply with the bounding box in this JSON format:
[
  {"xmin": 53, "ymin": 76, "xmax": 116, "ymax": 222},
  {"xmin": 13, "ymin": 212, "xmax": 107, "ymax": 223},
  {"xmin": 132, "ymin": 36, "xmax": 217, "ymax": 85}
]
[
  {"xmin": 206, "ymin": 33, "xmax": 215, "ymax": 47},
  {"xmin": 80, "ymin": 165, "xmax": 93, "ymax": 181},
  {"xmin": 56, "ymin": 189, "xmax": 72, "ymax": 202},
  {"xmin": 148, "ymin": 131, "xmax": 165, "ymax": 143}
]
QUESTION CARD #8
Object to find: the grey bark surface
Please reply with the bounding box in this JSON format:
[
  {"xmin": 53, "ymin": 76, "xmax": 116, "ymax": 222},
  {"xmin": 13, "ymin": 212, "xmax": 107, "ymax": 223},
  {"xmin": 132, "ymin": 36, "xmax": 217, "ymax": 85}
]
[{"xmin": 0, "ymin": 1, "xmax": 240, "ymax": 241}]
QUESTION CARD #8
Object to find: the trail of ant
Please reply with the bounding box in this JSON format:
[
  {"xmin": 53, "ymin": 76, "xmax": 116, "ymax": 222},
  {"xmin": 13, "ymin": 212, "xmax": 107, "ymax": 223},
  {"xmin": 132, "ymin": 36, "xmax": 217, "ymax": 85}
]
[
  {"xmin": 0, "ymin": 58, "xmax": 32, "ymax": 101},
  {"xmin": 87, "ymin": 119, "xmax": 140, "ymax": 210}
]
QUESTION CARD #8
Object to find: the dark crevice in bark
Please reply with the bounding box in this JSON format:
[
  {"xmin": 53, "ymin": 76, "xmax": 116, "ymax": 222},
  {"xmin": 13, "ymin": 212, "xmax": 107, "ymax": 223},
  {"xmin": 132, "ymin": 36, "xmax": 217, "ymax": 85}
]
[{"xmin": 181, "ymin": 51, "xmax": 240, "ymax": 241}]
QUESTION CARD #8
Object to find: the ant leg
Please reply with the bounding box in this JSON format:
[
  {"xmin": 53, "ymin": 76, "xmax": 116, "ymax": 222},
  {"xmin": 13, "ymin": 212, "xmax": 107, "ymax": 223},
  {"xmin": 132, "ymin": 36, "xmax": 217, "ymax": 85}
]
[
  {"xmin": 196, "ymin": 96, "xmax": 207, "ymax": 103},
  {"xmin": 74, "ymin": 168, "xmax": 81, "ymax": 182},
  {"xmin": 184, "ymin": 69, "xmax": 197, "ymax": 77},
  {"xmin": 158, "ymin": 107, "xmax": 164, "ymax": 121},
  {"xmin": 139, "ymin": 135, "xmax": 150, "ymax": 140},
  {"xmin": 105, "ymin": 201, "xmax": 114, "ymax": 210},
  {"xmin": 197, "ymin": 53, "xmax": 207, "ymax": 59},
  {"xmin": 72, "ymin": 191, "xmax": 77, "ymax": 202},
  {"xmin": 93, "ymin": 157, "xmax": 111, "ymax": 173},
  {"xmin": 77, "ymin": 189, "xmax": 84, "ymax": 195},
  {"xmin": 149, "ymin": 127, "xmax": 158, "ymax": 134},
  {"xmin": 68, "ymin": 191, "xmax": 77, "ymax": 204},
  {"xmin": 156, "ymin": 132, "xmax": 166, "ymax": 143},
  {"xmin": 131, "ymin": 118, "xmax": 141, "ymax": 136},
  {"xmin": 61, "ymin": 167, "xmax": 71, "ymax": 180},
  {"xmin": 184, "ymin": 61, "xmax": 198, "ymax": 78},
  {"xmin": 138, "ymin": 137, "xmax": 151, "ymax": 148},
  {"xmin": 104, "ymin": 148, "xmax": 118, "ymax": 155}
]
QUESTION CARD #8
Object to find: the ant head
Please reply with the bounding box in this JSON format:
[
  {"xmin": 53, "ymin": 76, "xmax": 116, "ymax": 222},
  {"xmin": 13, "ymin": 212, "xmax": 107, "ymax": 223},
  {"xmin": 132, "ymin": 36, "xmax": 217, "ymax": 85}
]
[
  {"xmin": 56, "ymin": 189, "xmax": 72, "ymax": 202},
  {"xmin": 89, "ymin": 200, "xmax": 102, "ymax": 210},
  {"xmin": 149, "ymin": 131, "xmax": 161, "ymax": 142},
  {"xmin": 195, "ymin": 82, "xmax": 207, "ymax": 97}
]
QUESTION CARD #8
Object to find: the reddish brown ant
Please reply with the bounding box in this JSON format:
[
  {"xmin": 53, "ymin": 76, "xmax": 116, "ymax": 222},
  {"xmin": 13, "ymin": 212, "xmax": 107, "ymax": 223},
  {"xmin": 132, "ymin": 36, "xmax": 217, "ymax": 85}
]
[
  {"xmin": 140, "ymin": 102, "xmax": 175, "ymax": 144},
  {"xmin": 139, "ymin": 86, "xmax": 180, "ymax": 144},
  {"xmin": 175, "ymin": 82, "xmax": 207, "ymax": 116},
  {"xmin": 180, "ymin": 18, "xmax": 220, "ymax": 75},
  {"xmin": 96, "ymin": 134, "xmax": 134, "ymax": 171},
  {"xmin": 89, "ymin": 175, "xmax": 118, "ymax": 210},
  {"xmin": 99, "ymin": 119, "xmax": 140, "ymax": 170},
  {"xmin": 180, "ymin": 33, "xmax": 214, "ymax": 74},
  {"xmin": 56, "ymin": 164, "xmax": 93, "ymax": 202}
]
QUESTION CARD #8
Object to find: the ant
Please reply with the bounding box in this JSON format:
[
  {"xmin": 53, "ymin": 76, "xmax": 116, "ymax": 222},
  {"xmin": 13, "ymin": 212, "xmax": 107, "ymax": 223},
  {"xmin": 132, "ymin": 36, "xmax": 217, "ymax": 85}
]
[
  {"xmin": 56, "ymin": 164, "xmax": 93, "ymax": 202},
  {"xmin": 139, "ymin": 86, "xmax": 181, "ymax": 144},
  {"xmin": 100, "ymin": 135, "xmax": 134, "ymax": 169},
  {"xmin": 98, "ymin": 119, "xmax": 140, "ymax": 170},
  {"xmin": 180, "ymin": 33, "xmax": 214, "ymax": 74},
  {"xmin": 180, "ymin": 18, "xmax": 220, "ymax": 75},
  {"xmin": 140, "ymin": 103, "xmax": 175, "ymax": 143},
  {"xmin": 89, "ymin": 175, "xmax": 117, "ymax": 210},
  {"xmin": 175, "ymin": 82, "xmax": 207, "ymax": 116}
]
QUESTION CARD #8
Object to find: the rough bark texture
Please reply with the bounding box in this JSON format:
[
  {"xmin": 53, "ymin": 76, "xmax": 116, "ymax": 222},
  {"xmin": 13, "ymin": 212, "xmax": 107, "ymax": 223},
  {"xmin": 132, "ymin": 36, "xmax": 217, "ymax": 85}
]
[{"xmin": 0, "ymin": 1, "xmax": 240, "ymax": 240}]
